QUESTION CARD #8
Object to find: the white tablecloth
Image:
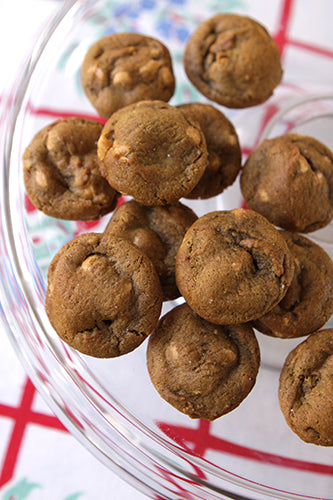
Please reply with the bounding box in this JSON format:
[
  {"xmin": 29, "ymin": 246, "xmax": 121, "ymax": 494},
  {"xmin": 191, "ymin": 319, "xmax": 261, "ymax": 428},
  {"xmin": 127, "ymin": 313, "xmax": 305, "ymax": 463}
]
[{"xmin": 0, "ymin": 1, "xmax": 333, "ymax": 499}]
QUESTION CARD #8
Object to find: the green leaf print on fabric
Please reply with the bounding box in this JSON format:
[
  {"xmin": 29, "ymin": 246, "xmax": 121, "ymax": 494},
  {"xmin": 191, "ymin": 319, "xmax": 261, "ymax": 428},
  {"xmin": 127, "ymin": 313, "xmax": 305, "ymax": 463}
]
[
  {"xmin": 2, "ymin": 478, "xmax": 41, "ymax": 500},
  {"xmin": 63, "ymin": 494, "xmax": 84, "ymax": 500},
  {"xmin": 2, "ymin": 478, "xmax": 84, "ymax": 500}
]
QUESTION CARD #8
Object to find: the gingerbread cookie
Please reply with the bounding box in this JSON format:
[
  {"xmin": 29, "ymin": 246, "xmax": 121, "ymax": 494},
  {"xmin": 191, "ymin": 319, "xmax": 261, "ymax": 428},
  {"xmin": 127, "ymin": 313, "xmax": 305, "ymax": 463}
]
[
  {"xmin": 97, "ymin": 100, "xmax": 208, "ymax": 205},
  {"xmin": 45, "ymin": 232, "xmax": 163, "ymax": 358},
  {"xmin": 175, "ymin": 208, "xmax": 295, "ymax": 325},
  {"xmin": 23, "ymin": 117, "xmax": 119, "ymax": 221},
  {"xmin": 81, "ymin": 33, "xmax": 175, "ymax": 119},
  {"xmin": 178, "ymin": 102, "xmax": 241, "ymax": 198},
  {"xmin": 104, "ymin": 199, "xmax": 197, "ymax": 301},
  {"xmin": 147, "ymin": 303, "xmax": 260, "ymax": 420},
  {"xmin": 240, "ymin": 133, "xmax": 333, "ymax": 233},
  {"xmin": 254, "ymin": 231, "xmax": 333, "ymax": 338},
  {"xmin": 279, "ymin": 328, "xmax": 333, "ymax": 446},
  {"xmin": 184, "ymin": 13, "xmax": 282, "ymax": 108}
]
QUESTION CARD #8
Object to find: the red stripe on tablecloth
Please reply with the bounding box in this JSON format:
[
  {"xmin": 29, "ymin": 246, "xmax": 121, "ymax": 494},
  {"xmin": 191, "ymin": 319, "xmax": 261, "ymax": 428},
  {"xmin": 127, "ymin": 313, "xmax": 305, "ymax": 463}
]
[
  {"xmin": 246, "ymin": 0, "xmax": 294, "ymax": 154},
  {"xmin": 1, "ymin": 0, "xmax": 332, "ymax": 130},
  {"xmin": 251, "ymin": 0, "xmax": 333, "ymax": 154},
  {"xmin": 0, "ymin": 403, "xmax": 67, "ymax": 431},
  {"xmin": 0, "ymin": 379, "xmax": 36, "ymax": 487},
  {"xmin": 26, "ymin": 102, "xmax": 105, "ymax": 124},
  {"xmin": 0, "ymin": 378, "xmax": 67, "ymax": 487},
  {"xmin": 158, "ymin": 420, "xmax": 333, "ymax": 476},
  {"xmin": 288, "ymin": 39, "xmax": 333, "ymax": 58},
  {"xmin": 273, "ymin": 0, "xmax": 295, "ymax": 55}
]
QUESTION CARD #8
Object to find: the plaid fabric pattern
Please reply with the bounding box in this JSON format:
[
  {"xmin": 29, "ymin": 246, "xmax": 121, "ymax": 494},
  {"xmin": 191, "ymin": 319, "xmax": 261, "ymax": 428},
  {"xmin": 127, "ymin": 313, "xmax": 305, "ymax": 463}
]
[{"xmin": 1, "ymin": 0, "xmax": 333, "ymax": 498}]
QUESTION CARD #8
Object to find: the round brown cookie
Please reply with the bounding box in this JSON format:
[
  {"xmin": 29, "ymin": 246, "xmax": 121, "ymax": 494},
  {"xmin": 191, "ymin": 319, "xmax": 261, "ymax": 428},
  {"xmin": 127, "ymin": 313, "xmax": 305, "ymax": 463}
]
[
  {"xmin": 240, "ymin": 133, "xmax": 333, "ymax": 233},
  {"xmin": 97, "ymin": 100, "xmax": 208, "ymax": 205},
  {"xmin": 45, "ymin": 232, "xmax": 163, "ymax": 358},
  {"xmin": 184, "ymin": 13, "xmax": 282, "ymax": 108},
  {"xmin": 175, "ymin": 208, "xmax": 295, "ymax": 325},
  {"xmin": 177, "ymin": 102, "xmax": 241, "ymax": 199},
  {"xmin": 147, "ymin": 303, "xmax": 260, "ymax": 420},
  {"xmin": 23, "ymin": 117, "xmax": 119, "ymax": 221},
  {"xmin": 104, "ymin": 199, "xmax": 197, "ymax": 301},
  {"xmin": 253, "ymin": 231, "xmax": 333, "ymax": 338},
  {"xmin": 81, "ymin": 33, "xmax": 175, "ymax": 119},
  {"xmin": 279, "ymin": 328, "xmax": 333, "ymax": 446}
]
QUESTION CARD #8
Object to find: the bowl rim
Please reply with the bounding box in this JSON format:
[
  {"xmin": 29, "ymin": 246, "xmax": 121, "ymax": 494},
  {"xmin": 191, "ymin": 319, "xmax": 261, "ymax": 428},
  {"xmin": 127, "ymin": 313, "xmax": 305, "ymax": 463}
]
[{"xmin": 260, "ymin": 93, "xmax": 333, "ymax": 141}]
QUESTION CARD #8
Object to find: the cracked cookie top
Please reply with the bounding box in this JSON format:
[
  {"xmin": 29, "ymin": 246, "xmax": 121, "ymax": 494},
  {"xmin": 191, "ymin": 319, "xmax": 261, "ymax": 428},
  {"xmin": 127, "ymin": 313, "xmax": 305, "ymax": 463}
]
[
  {"xmin": 184, "ymin": 13, "xmax": 282, "ymax": 108},
  {"xmin": 45, "ymin": 232, "xmax": 163, "ymax": 358},
  {"xmin": 240, "ymin": 133, "xmax": 333, "ymax": 233},
  {"xmin": 253, "ymin": 231, "xmax": 333, "ymax": 338},
  {"xmin": 279, "ymin": 328, "xmax": 333, "ymax": 446},
  {"xmin": 23, "ymin": 117, "xmax": 119, "ymax": 221},
  {"xmin": 177, "ymin": 102, "xmax": 241, "ymax": 199},
  {"xmin": 97, "ymin": 100, "xmax": 208, "ymax": 205},
  {"xmin": 147, "ymin": 303, "xmax": 260, "ymax": 420},
  {"xmin": 175, "ymin": 208, "xmax": 295, "ymax": 325},
  {"xmin": 81, "ymin": 33, "xmax": 175, "ymax": 119},
  {"xmin": 104, "ymin": 199, "xmax": 198, "ymax": 301}
]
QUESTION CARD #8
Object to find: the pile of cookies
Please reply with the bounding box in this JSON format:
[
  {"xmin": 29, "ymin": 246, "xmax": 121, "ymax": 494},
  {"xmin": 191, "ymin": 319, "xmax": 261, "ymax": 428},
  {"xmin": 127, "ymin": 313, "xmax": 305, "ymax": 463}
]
[{"xmin": 23, "ymin": 13, "xmax": 333, "ymax": 445}]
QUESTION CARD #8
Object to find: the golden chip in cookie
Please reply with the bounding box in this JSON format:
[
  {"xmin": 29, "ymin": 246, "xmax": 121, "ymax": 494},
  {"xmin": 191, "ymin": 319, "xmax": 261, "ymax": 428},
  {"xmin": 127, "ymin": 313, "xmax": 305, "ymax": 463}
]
[
  {"xmin": 184, "ymin": 13, "xmax": 282, "ymax": 108},
  {"xmin": 97, "ymin": 100, "xmax": 208, "ymax": 206},
  {"xmin": 279, "ymin": 328, "xmax": 333, "ymax": 446},
  {"xmin": 23, "ymin": 117, "xmax": 119, "ymax": 220},
  {"xmin": 45, "ymin": 232, "xmax": 163, "ymax": 358},
  {"xmin": 240, "ymin": 133, "xmax": 333, "ymax": 233},
  {"xmin": 176, "ymin": 208, "xmax": 295, "ymax": 325},
  {"xmin": 147, "ymin": 303, "xmax": 260, "ymax": 420},
  {"xmin": 81, "ymin": 33, "xmax": 175, "ymax": 119},
  {"xmin": 104, "ymin": 199, "xmax": 197, "ymax": 301}
]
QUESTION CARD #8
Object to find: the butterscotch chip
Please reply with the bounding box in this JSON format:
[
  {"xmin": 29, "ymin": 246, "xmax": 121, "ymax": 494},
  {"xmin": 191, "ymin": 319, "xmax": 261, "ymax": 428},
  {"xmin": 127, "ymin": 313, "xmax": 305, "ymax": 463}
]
[
  {"xmin": 81, "ymin": 33, "xmax": 175, "ymax": 119},
  {"xmin": 240, "ymin": 133, "xmax": 333, "ymax": 233},
  {"xmin": 279, "ymin": 328, "xmax": 333, "ymax": 446},
  {"xmin": 184, "ymin": 14, "xmax": 282, "ymax": 108},
  {"xmin": 254, "ymin": 231, "xmax": 333, "ymax": 338},
  {"xmin": 175, "ymin": 209, "xmax": 295, "ymax": 325},
  {"xmin": 97, "ymin": 100, "xmax": 208, "ymax": 205},
  {"xmin": 23, "ymin": 117, "xmax": 119, "ymax": 220},
  {"xmin": 177, "ymin": 102, "xmax": 241, "ymax": 198},
  {"xmin": 104, "ymin": 200, "xmax": 197, "ymax": 301},
  {"xmin": 45, "ymin": 232, "xmax": 163, "ymax": 358},
  {"xmin": 147, "ymin": 303, "xmax": 260, "ymax": 420}
]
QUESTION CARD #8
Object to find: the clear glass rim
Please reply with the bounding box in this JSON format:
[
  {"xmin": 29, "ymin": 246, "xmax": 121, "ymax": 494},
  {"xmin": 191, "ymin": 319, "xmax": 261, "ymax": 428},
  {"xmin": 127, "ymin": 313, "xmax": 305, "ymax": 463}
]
[
  {"xmin": 260, "ymin": 93, "xmax": 333, "ymax": 141},
  {"xmin": 0, "ymin": 2, "xmax": 330, "ymax": 499}
]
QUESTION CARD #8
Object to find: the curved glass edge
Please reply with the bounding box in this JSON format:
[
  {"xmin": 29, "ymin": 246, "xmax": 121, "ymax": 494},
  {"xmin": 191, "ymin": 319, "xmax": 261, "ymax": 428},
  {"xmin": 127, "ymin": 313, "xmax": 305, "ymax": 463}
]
[
  {"xmin": 260, "ymin": 93, "xmax": 333, "ymax": 142},
  {"xmin": 0, "ymin": 2, "xmax": 329, "ymax": 500}
]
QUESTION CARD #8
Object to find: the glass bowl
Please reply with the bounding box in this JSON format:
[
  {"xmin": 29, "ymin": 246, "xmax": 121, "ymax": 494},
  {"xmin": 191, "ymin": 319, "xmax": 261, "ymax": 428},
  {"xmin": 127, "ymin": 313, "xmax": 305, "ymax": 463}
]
[{"xmin": 1, "ymin": 1, "xmax": 333, "ymax": 499}]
